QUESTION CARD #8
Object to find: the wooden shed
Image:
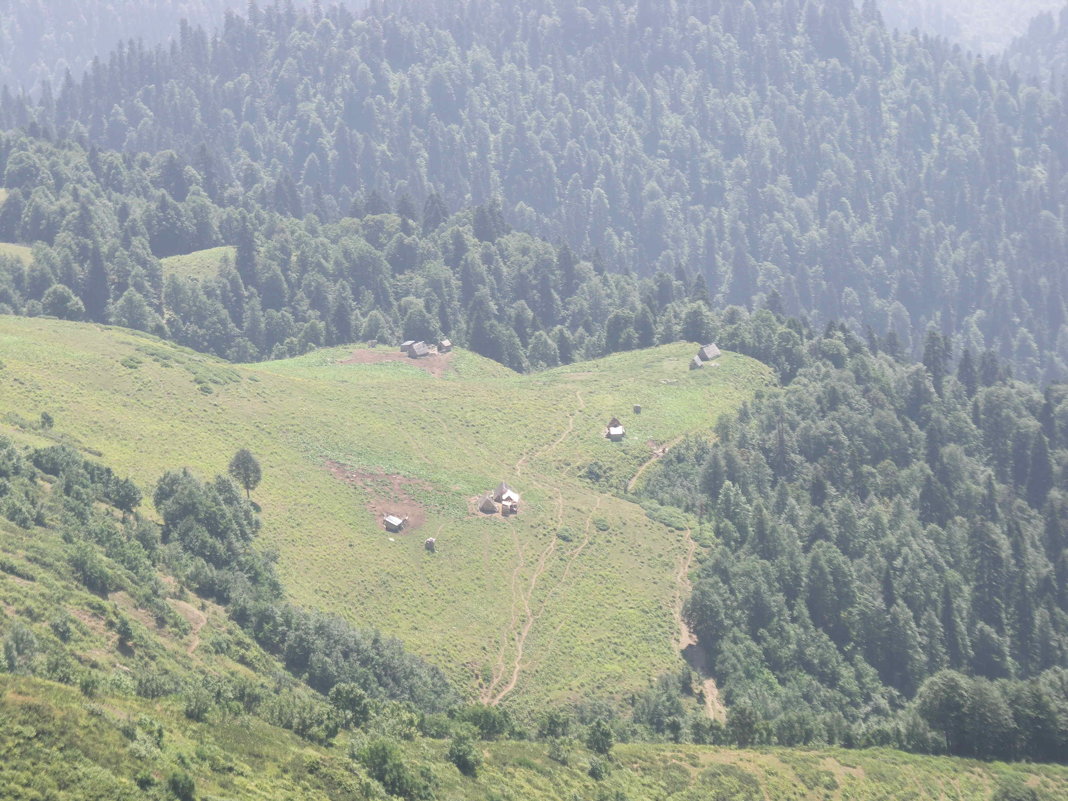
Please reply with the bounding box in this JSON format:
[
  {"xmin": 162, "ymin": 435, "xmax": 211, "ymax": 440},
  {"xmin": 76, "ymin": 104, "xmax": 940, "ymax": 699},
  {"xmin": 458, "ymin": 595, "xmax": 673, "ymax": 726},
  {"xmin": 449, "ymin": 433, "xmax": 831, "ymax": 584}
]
[
  {"xmin": 406, "ymin": 341, "xmax": 430, "ymax": 358},
  {"xmin": 383, "ymin": 514, "xmax": 407, "ymax": 533},
  {"xmin": 478, "ymin": 495, "xmax": 499, "ymax": 514},
  {"xmin": 690, "ymin": 355, "xmax": 704, "ymax": 370},
  {"xmin": 400, "ymin": 340, "xmax": 415, "ymax": 352},
  {"xmin": 438, "ymin": 339, "xmax": 453, "ymax": 353},
  {"xmin": 698, "ymin": 343, "xmax": 721, "ymax": 361}
]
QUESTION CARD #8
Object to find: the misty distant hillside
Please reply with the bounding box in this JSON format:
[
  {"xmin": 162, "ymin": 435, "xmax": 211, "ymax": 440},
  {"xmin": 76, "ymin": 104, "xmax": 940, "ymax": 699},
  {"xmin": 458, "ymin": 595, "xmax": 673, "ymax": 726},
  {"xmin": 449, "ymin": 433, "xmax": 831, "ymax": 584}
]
[
  {"xmin": 877, "ymin": 0, "xmax": 1063, "ymax": 52},
  {"xmin": 0, "ymin": 0, "xmax": 349, "ymax": 93},
  {"xmin": 1006, "ymin": 5, "xmax": 1068, "ymax": 84}
]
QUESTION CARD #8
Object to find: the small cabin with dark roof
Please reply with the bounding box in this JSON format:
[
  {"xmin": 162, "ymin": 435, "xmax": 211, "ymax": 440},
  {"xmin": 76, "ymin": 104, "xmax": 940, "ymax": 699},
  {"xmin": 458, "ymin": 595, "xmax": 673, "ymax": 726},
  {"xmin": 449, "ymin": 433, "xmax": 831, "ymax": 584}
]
[
  {"xmin": 698, "ymin": 344, "xmax": 721, "ymax": 361},
  {"xmin": 400, "ymin": 340, "xmax": 415, "ymax": 352},
  {"xmin": 690, "ymin": 355, "xmax": 704, "ymax": 370},
  {"xmin": 606, "ymin": 417, "xmax": 626, "ymax": 441},
  {"xmin": 478, "ymin": 495, "xmax": 499, "ymax": 514},
  {"xmin": 438, "ymin": 339, "xmax": 453, "ymax": 353},
  {"xmin": 406, "ymin": 341, "xmax": 430, "ymax": 358},
  {"xmin": 383, "ymin": 514, "xmax": 407, "ymax": 533}
]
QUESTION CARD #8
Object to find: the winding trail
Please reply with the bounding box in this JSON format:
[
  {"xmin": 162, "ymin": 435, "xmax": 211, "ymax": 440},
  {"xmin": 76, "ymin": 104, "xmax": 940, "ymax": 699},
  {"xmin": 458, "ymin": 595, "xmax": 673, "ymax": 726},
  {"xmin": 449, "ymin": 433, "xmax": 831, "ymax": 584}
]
[
  {"xmin": 481, "ymin": 391, "xmax": 589, "ymax": 704},
  {"xmin": 488, "ymin": 497, "xmax": 603, "ymax": 705},
  {"xmin": 172, "ymin": 600, "xmax": 207, "ymax": 655},
  {"xmin": 626, "ymin": 434, "xmax": 686, "ymax": 493}
]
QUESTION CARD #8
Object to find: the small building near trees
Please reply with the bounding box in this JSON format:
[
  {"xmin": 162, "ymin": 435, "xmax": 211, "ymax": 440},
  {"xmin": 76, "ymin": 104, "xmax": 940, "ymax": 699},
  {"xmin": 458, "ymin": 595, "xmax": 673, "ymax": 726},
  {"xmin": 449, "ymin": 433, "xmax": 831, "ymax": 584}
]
[{"xmin": 606, "ymin": 417, "xmax": 626, "ymax": 441}]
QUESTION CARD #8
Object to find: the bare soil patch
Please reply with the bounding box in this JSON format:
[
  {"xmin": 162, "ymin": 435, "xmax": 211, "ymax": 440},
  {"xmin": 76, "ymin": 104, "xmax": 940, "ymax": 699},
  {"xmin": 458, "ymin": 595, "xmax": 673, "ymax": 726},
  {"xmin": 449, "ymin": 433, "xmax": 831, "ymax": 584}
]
[
  {"xmin": 340, "ymin": 347, "xmax": 453, "ymax": 377},
  {"xmin": 326, "ymin": 461, "xmax": 430, "ymax": 532}
]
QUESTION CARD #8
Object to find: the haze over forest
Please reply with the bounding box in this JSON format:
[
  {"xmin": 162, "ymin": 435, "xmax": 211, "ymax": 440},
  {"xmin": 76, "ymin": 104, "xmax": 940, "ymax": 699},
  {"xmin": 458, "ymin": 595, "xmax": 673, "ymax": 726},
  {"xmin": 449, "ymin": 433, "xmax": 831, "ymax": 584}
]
[{"xmin": 0, "ymin": 2, "xmax": 1067, "ymax": 800}]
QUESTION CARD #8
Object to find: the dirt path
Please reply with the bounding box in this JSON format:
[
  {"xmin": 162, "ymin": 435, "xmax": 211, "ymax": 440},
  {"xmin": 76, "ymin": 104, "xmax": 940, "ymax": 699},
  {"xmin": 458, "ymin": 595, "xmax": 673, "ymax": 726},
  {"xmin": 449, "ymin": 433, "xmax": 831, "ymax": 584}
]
[
  {"xmin": 673, "ymin": 528, "xmax": 726, "ymax": 721},
  {"xmin": 171, "ymin": 600, "xmax": 207, "ymax": 655},
  {"xmin": 515, "ymin": 391, "xmax": 583, "ymax": 476},
  {"xmin": 488, "ymin": 497, "xmax": 603, "ymax": 705},
  {"xmin": 626, "ymin": 434, "xmax": 686, "ymax": 493},
  {"xmin": 673, "ymin": 529, "xmax": 699, "ymax": 651}
]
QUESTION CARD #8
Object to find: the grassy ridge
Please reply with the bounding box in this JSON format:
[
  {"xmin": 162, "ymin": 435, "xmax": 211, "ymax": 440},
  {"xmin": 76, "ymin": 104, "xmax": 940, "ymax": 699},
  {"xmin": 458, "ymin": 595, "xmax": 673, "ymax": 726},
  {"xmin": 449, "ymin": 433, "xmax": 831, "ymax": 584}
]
[
  {"xmin": 3, "ymin": 675, "xmax": 1067, "ymax": 801},
  {"xmin": 160, "ymin": 246, "xmax": 236, "ymax": 281},
  {"xmin": 0, "ymin": 316, "xmax": 772, "ymax": 711}
]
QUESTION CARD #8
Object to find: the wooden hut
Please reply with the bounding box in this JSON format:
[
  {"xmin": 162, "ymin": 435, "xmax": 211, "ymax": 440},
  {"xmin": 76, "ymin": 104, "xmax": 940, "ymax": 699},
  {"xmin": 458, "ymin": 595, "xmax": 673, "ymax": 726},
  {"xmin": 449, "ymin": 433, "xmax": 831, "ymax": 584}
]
[
  {"xmin": 698, "ymin": 343, "xmax": 721, "ymax": 361},
  {"xmin": 400, "ymin": 340, "xmax": 415, "ymax": 353},
  {"xmin": 478, "ymin": 495, "xmax": 499, "ymax": 514},
  {"xmin": 438, "ymin": 339, "xmax": 453, "ymax": 353},
  {"xmin": 406, "ymin": 341, "xmax": 430, "ymax": 358},
  {"xmin": 690, "ymin": 355, "xmax": 704, "ymax": 370},
  {"xmin": 383, "ymin": 514, "xmax": 407, "ymax": 533}
]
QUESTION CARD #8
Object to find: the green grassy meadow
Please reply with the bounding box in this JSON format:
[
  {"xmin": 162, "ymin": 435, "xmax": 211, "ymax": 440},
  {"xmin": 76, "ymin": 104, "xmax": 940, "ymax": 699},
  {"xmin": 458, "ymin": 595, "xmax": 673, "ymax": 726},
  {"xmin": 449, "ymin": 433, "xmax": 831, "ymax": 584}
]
[
  {"xmin": 160, "ymin": 245, "xmax": 236, "ymax": 281},
  {"xmin": 0, "ymin": 316, "xmax": 772, "ymax": 711}
]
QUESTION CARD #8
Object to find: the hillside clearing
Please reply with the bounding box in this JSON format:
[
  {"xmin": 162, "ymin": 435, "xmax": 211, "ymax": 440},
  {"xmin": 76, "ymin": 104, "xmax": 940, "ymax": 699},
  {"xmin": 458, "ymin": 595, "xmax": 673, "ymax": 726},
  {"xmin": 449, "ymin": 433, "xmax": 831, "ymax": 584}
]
[
  {"xmin": 0, "ymin": 316, "xmax": 772, "ymax": 711},
  {"xmin": 160, "ymin": 245, "xmax": 235, "ymax": 281}
]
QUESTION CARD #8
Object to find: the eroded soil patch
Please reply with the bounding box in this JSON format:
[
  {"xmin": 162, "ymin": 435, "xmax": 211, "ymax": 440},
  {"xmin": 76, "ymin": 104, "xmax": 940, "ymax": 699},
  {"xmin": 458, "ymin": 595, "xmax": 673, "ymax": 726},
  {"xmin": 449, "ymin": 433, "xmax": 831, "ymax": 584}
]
[
  {"xmin": 339, "ymin": 347, "xmax": 453, "ymax": 377},
  {"xmin": 326, "ymin": 461, "xmax": 430, "ymax": 532}
]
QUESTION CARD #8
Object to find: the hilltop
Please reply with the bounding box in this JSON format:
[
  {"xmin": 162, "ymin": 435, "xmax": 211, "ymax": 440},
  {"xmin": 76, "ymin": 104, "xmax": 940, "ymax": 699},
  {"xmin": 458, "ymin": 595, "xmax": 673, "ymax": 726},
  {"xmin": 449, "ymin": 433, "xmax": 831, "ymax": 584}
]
[{"xmin": 0, "ymin": 315, "xmax": 772, "ymax": 711}]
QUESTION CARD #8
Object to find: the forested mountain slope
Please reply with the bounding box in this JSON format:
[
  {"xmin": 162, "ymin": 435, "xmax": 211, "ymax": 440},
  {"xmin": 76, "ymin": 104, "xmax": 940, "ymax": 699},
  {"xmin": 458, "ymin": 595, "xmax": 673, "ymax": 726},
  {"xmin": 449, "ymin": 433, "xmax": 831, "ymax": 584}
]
[
  {"xmin": 641, "ymin": 317, "xmax": 1068, "ymax": 759},
  {"xmin": 5, "ymin": 0, "xmax": 1068, "ymax": 380}
]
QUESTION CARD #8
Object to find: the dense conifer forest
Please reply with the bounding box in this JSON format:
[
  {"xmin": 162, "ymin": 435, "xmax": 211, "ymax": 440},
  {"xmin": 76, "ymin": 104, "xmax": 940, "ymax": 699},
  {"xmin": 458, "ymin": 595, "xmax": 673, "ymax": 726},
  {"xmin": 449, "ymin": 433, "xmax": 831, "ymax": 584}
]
[
  {"xmin": 641, "ymin": 315, "xmax": 1068, "ymax": 758},
  {"xmin": 1, "ymin": 0, "xmax": 1068, "ymax": 379}
]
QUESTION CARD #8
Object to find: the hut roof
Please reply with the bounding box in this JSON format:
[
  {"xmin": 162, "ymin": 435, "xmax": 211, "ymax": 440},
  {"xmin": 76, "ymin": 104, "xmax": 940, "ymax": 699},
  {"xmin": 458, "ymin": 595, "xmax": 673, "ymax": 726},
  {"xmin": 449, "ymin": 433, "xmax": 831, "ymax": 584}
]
[
  {"xmin": 400, "ymin": 340, "xmax": 415, "ymax": 350},
  {"xmin": 608, "ymin": 417, "xmax": 622, "ymax": 427},
  {"xmin": 478, "ymin": 495, "xmax": 499, "ymax": 513},
  {"xmin": 439, "ymin": 339, "xmax": 452, "ymax": 348},
  {"xmin": 409, "ymin": 341, "xmax": 430, "ymax": 357},
  {"xmin": 384, "ymin": 514, "xmax": 405, "ymax": 528},
  {"xmin": 698, "ymin": 343, "xmax": 721, "ymax": 361},
  {"xmin": 690, "ymin": 355, "xmax": 704, "ymax": 369}
]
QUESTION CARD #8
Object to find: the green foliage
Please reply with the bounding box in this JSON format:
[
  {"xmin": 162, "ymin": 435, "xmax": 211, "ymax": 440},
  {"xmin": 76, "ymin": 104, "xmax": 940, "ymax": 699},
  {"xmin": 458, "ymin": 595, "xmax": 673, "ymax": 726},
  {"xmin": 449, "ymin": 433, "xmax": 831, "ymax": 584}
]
[
  {"xmin": 446, "ymin": 733, "xmax": 482, "ymax": 777},
  {"xmin": 356, "ymin": 738, "xmax": 433, "ymax": 801},
  {"xmin": 585, "ymin": 719, "xmax": 614, "ymax": 756},
  {"xmin": 227, "ymin": 448, "xmax": 262, "ymax": 499},
  {"xmin": 645, "ymin": 321, "xmax": 1068, "ymax": 759}
]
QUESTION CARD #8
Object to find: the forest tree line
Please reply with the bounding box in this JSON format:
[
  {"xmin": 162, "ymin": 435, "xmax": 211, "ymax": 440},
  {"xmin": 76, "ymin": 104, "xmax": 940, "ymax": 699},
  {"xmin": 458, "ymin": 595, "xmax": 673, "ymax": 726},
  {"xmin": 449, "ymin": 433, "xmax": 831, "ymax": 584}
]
[{"xmin": 1, "ymin": 0, "xmax": 1067, "ymax": 379}]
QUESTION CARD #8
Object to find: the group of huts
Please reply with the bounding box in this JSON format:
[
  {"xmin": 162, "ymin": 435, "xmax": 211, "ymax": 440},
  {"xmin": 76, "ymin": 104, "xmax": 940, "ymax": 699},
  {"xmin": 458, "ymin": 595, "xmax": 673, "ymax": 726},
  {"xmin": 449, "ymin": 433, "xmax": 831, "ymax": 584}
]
[
  {"xmin": 399, "ymin": 339, "xmax": 451, "ymax": 358},
  {"xmin": 689, "ymin": 343, "xmax": 721, "ymax": 370},
  {"xmin": 478, "ymin": 482, "xmax": 520, "ymax": 516}
]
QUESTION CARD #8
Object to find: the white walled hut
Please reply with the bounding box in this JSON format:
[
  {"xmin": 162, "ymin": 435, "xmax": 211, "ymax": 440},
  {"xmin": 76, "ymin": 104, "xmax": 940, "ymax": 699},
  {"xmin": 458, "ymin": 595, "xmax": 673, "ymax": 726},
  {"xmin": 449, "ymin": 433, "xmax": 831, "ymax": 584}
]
[{"xmin": 607, "ymin": 417, "xmax": 626, "ymax": 441}]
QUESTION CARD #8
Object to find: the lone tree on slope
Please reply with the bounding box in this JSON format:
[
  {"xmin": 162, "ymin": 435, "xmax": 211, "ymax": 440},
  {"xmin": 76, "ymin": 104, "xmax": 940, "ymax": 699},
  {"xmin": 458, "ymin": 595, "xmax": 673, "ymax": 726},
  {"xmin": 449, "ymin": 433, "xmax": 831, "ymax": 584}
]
[{"xmin": 228, "ymin": 448, "xmax": 262, "ymax": 500}]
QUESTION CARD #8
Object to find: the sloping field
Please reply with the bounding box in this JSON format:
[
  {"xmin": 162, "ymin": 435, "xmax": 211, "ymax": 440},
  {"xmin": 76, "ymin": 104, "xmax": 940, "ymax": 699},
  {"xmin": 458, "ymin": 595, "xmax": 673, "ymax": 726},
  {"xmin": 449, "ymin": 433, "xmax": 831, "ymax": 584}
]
[
  {"xmin": 160, "ymin": 245, "xmax": 236, "ymax": 281},
  {"xmin": 0, "ymin": 241, "xmax": 32, "ymax": 265},
  {"xmin": 0, "ymin": 316, "xmax": 772, "ymax": 710}
]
